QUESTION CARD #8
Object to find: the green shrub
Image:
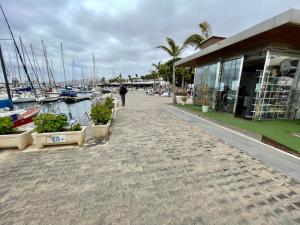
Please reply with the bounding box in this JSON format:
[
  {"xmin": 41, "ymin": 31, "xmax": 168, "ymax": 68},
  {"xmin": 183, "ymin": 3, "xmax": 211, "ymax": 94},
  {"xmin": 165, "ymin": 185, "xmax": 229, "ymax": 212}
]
[
  {"xmin": 90, "ymin": 104, "xmax": 111, "ymax": 125},
  {"xmin": 104, "ymin": 97, "xmax": 114, "ymax": 110},
  {"xmin": 69, "ymin": 123, "xmax": 81, "ymax": 131},
  {"xmin": 34, "ymin": 113, "xmax": 68, "ymax": 133},
  {"xmin": 0, "ymin": 116, "xmax": 17, "ymax": 135},
  {"xmin": 175, "ymin": 90, "xmax": 187, "ymax": 96}
]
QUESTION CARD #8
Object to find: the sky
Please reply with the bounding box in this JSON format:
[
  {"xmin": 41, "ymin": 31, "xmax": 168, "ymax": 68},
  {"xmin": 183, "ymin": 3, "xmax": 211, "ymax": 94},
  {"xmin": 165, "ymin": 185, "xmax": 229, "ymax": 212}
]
[{"xmin": 0, "ymin": 0, "xmax": 300, "ymax": 82}]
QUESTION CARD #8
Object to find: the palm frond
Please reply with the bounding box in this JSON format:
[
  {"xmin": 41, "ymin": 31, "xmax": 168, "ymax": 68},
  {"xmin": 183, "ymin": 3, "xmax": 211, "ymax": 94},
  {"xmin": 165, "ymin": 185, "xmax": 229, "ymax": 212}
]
[
  {"xmin": 157, "ymin": 37, "xmax": 184, "ymax": 58},
  {"xmin": 199, "ymin": 21, "xmax": 212, "ymax": 39},
  {"xmin": 156, "ymin": 45, "xmax": 173, "ymax": 56},
  {"xmin": 183, "ymin": 34, "xmax": 204, "ymax": 50},
  {"xmin": 152, "ymin": 61, "xmax": 161, "ymax": 71}
]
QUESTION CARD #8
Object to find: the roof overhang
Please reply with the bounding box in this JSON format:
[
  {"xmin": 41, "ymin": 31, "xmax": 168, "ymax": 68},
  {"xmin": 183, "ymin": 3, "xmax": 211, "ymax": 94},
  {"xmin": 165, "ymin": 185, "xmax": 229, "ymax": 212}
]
[{"xmin": 175, "ymin": 9, "xmax": 300, "ymax": 68}]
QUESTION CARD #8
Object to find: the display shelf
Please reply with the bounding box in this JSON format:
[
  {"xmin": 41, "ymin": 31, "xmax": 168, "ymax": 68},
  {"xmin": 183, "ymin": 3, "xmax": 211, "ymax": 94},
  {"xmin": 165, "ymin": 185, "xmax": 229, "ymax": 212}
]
[{"xmin": 252, "ymin": 67, "xmax": 295, "ymax": 120}]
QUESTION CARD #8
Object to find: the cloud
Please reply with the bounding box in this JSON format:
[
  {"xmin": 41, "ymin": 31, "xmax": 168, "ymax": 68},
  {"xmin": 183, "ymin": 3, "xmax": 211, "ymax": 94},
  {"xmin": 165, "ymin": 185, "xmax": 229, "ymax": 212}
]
[{"xmin": 0, "ymin": 0, "xmax": 299, "ymax": 82}]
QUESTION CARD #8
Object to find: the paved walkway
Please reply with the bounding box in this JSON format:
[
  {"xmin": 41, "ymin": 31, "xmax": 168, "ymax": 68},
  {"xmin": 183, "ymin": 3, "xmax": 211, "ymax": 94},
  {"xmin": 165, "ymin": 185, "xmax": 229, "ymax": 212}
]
[
  {"xmin": 0, "ymin": 91, "xmax": 300, "ymax": 225},
  {"xmin": 165, "ymin": 106, "xmax": 300, "ymax": 181}
]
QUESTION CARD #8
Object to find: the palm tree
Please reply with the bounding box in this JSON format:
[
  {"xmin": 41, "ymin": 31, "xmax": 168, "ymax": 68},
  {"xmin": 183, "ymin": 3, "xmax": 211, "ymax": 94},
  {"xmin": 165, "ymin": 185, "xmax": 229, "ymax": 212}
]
[
  {"xmin": 157, "ymin": 37, "xmax": 184, "ymax": 103},
  {"xmin": 152, "ymin": 61, "xmax": 161, "ymax": 93},
  {"xmin": 184, "ymin": 21, "xmax": 212, "ymax": 50}
]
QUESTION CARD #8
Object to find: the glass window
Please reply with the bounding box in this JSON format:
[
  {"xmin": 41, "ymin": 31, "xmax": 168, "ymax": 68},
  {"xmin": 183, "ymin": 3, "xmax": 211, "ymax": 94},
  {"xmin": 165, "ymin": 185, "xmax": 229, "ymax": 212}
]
[
  {"xmin": 194, "ymin": 63, "xmax": 218, "ymax": 106},
  {"xmin": 216, "ymin": 58, "xmax": 242, "ymax": 113}
]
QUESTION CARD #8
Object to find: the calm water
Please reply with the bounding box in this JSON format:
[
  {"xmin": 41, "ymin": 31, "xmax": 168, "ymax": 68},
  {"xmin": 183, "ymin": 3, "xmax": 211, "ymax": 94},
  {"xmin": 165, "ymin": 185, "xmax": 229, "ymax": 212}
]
[{"xmin": 15, "ymin": 98, "xmax": 93, "ymax": 125}]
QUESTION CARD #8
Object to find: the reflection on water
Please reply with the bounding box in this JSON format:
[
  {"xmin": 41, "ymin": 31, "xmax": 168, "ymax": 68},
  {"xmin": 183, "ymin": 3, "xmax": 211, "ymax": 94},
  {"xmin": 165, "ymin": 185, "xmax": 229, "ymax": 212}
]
[{"xmin": 15, "ymin": 99, "xmax": 93, "ymax": 125}]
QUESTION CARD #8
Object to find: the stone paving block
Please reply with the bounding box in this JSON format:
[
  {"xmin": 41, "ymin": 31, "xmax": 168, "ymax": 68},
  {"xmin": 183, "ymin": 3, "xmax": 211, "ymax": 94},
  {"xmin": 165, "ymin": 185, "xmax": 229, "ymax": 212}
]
[{"xmin": 0, "ymin": 92, "xmax": 299, "ymax": 225}]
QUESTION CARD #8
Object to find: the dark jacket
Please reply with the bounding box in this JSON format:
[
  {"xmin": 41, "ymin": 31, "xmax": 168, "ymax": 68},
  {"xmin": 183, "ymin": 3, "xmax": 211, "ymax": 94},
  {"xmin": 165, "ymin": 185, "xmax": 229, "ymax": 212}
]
[{"xmin": 119, "ymin": 85, "xmax": 128, "ymax": 95}]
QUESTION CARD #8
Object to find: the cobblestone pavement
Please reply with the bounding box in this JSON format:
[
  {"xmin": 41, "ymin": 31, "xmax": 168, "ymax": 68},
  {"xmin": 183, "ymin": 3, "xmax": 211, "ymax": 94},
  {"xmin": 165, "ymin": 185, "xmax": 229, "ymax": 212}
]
[{"xmin": 0, "ymin": 91, "xmax": 300, "ymax": 225}]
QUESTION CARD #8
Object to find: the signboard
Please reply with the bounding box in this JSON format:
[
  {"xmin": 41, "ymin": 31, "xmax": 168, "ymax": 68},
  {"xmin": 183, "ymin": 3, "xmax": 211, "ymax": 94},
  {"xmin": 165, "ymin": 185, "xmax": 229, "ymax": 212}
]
[{"xmin": 47, "ymin": 135, "xmax": 66, "ymax": 143}]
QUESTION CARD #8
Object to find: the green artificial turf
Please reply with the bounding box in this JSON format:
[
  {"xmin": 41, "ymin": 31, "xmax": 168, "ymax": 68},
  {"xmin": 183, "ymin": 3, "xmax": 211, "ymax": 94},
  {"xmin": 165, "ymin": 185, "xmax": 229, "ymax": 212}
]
[{"xmin": 176, "ymin": 104, "xmax": 300, "ymax": 152}]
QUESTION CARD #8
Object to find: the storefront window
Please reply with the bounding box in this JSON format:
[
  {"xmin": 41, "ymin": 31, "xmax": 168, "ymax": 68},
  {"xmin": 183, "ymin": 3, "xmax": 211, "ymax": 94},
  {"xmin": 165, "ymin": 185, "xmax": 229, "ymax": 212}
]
[
  {"xmin": 216, "ymin": 58, "xmax": 242, "ymax": 113},
  {"xmin": 194, "ymin": 63, "xmax": 218, "ymax": 106},
  {"xmin": 254, "ymin": 51, "xmax": 300, "ymax": 120}
]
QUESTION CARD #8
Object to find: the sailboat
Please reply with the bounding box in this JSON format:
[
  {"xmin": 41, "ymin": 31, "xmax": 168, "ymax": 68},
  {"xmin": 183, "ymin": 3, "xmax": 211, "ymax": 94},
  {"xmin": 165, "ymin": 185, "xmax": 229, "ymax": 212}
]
[
  {"xmin": 12, "ymin": 86, "xmax": 37, "ymax": 103},
  {"xmin": 0, "ymin": 46, "xmax": 40, "ymax": 127},
  {"xmin": 0, "ymin": 5, "xmax": 40, "ymax": 127}
]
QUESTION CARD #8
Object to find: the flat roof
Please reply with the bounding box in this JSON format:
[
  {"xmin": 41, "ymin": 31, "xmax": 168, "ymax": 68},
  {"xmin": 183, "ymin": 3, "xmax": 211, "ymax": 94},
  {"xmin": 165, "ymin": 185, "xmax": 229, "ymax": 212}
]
[
  {"xmin": 175, "ymin": 9, "xmax": 300, "ymax": 68},
  {"xmin": 199, "ymin": 36, "xmax": 225, "ymax": 45}
]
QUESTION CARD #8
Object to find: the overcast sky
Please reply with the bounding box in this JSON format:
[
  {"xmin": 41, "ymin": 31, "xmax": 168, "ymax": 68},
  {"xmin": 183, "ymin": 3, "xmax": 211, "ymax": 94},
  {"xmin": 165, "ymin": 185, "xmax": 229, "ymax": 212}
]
[{"xmin": 0, "ymin": 0, "xmax": 300, "ymax": 82}]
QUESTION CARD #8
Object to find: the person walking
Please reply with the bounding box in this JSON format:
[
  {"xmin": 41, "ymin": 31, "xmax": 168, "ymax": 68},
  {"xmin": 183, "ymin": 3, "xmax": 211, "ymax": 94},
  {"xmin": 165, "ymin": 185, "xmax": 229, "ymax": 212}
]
[{"xmin": 119, "ymin": 83, "xmax": 128, "ymax": 106}]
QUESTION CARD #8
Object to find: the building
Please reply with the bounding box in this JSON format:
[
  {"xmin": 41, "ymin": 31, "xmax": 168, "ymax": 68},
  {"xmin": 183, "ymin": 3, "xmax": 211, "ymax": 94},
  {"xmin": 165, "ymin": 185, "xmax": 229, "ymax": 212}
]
[
  {"xmin": 175, "ymin": 9, "xmax": 300, "ymax": 120},
  {"xmin": 98, "ymin": 78, "xmax": 169, "ymax": 89}
]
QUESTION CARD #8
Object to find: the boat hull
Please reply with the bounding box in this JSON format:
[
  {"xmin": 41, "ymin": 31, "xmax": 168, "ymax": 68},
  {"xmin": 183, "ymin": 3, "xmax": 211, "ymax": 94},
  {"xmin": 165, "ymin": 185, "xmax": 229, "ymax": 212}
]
[
  {"xmin": 13, "ymin": 107, "xmax": 40, "ymax": 128},
  {"xmin": 63, "ymin": 97, "xmax": 77, "ymax": 104},
  {"xmin": 39, "ymin": 96, "xmax": 60, "ymax": 103},
  {"xmin": 13, "ymin": 98, "xmax": 37, "ymax": 103}
]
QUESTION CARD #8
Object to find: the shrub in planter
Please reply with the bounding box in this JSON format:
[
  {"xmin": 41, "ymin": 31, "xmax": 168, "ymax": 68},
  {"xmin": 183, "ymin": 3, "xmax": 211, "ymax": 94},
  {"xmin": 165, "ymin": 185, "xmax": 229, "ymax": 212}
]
[
  {"xmin": 104, "ymin": 97, "xmax": 114, "ymax": 110},
  {"xmin": 0, "ymin": 116, "xmax": 17, "ymax": 135},
  {"xmin": 0, "ymin": 116, "xmax": 33, "ymax": 150},
  {"xmin": 32, "ymin": 114, "xmax": 85, "ymax": 148},
  {"xmin": 90, "ymin": 104, "xmax": 111, "ymax": 125},
  {"xmin": 34, "ymin": 113, "xmax": 68, "ymax": 133},
  {"xmin": 69, "ymin": 123, "xmax": 81, "ymax": 131}
]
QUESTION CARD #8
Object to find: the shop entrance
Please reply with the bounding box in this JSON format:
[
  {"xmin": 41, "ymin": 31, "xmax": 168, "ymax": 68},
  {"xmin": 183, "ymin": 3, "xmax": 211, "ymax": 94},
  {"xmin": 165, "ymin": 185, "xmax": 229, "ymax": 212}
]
[{"xmin": 235, "ymin": 52, "xmax": 266, "ymax": 118}]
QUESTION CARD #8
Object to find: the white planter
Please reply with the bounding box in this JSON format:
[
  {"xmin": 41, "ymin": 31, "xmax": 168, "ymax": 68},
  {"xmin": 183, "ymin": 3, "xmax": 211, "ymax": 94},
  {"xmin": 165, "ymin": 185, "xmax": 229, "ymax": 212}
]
[
  {"xmin": 182, "ymin": 101, "xmax": 186, "ymax": 105},
  {"xmin": 91, "ymin": 121, "xmax": 111, "ymax": 139},
  {"xmin": 32, "ymin": 126, "xmax": 86, "ymax": 149},
  {"xmin": 202, "ymin": 105, "xmax": 209, "ymax": 113},
  {"xmin": 112, "ymin": 108, "xmax": 117, "ymax": 119},
  {"xmin": 113, "ymin": 99, "xmax": 119, "ymax": 108},
  {"xmin": 176, "ymin": 95, "xmax": 184, "ymax": 103},
  {"xmin": 112, "ymin": 88, "xmax": 118, "ymax": 94},
  {"xmin": 0, "ymin": 128, "xmax": 34, "ymax": 150}
]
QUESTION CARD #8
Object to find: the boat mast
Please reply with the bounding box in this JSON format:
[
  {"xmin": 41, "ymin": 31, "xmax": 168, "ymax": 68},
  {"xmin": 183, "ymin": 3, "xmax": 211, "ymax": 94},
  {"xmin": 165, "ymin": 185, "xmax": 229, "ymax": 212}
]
[
  {"xmin": 0, "ymin": 3, "xmax": 36, "ymax": 96},
  {"xmin": 81, "ymin": 65, "xmax": 84, "ymax": 89},
  {"xmin": 41, "ymin": 40, "xmax": 52, "ymax": 88},
  {"xmin": 72, "ymin": 58, "xmax": 75, "ymax": 87},
  {"xmin": 19, "ymin": 38, "xmax": 42, "ymax": 92},
  {"xmin": 30, "ymin": 43, "xmax": 46, "ymax": 86},
  {"xmin": 0, "ymin": 44, "xmax": 13, "ymax": 103},
  {"xmin": 14, "ymin": 44, "xmax": 22, "ymax": 84},
  {"xmin": 50, "ymin": 59, "xmax": 57, "ymax": 87},
  {"xmin": 60, "ymin": 43, "xmax": 66, "ymax": 86},
  {"xmin": 93, "ymin": 53, "xmax": 96, "ymax": 86}
]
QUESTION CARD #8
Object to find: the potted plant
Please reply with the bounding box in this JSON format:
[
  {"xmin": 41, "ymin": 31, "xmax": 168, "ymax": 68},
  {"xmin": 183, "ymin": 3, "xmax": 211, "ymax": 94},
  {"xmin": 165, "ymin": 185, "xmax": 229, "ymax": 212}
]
[
  {"xmin": 90, "ymin": 104, "xmax": 112, "ymax": 139},
  {"xmin": 201, "ymin": 84, "xmax": 209, "ymax": 112},
  {"xmin": 175, "ymin": 90, "xmax": 187, "ymax": 103},
  {"xmin": 0, "ymin": 116, "xmax": 34, "ymax": 150},
  {"xmin": 181, "ymin": 96, "xmax": 187, "ymax": 105},
  {"xmin": 104, "ymin": 97, "xmax": 114, "ymax": 110},
  {"xmin": 201, "ymin": 96, "xmax": 209, "ymax": 112},
  {"xmin": 31, "ymin": 113, "xmax": 86, "ymax": 148}
]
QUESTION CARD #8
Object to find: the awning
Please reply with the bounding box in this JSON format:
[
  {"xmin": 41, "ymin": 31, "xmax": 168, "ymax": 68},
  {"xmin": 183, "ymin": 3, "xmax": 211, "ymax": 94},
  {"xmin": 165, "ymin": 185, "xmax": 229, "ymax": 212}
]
[{"xmin": 175, "ymin": 9, "xmax": 300, "ymax": 68}]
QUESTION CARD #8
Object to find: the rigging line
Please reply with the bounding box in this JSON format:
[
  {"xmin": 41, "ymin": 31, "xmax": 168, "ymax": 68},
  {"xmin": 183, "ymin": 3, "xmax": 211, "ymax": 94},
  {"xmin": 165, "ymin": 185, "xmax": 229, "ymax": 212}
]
[
  {"xmin": 49, "ymin": 58, "xmax": 57, "ymax": 87},
  {"xmin": 60, "ymin": 43, "xmax": 66, "ymax": 85},
  {"xmin": 0, "ymin": 3, "xmax": 36, "ymax": 96},
  {"xmin": 30, "ymin": 43, "xmax": 46, "ymax": 85},
  {"xmin": 14, "ymin": 42, "xmax": 22, "ymax": 83},
  {"xmin": 20, "ymin": 38, "xmax": 43, "ymax": 92},
  {"xmin": 8, "ymin": 52, "xmax": 13, "ymax": 81},
  {"xmin": 41, "ymin": 40, "xmax": 52, "ymax": 87},
  {"xmin": 0, "ymin": 44, "xmax": 13, "ymax": 102}
]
